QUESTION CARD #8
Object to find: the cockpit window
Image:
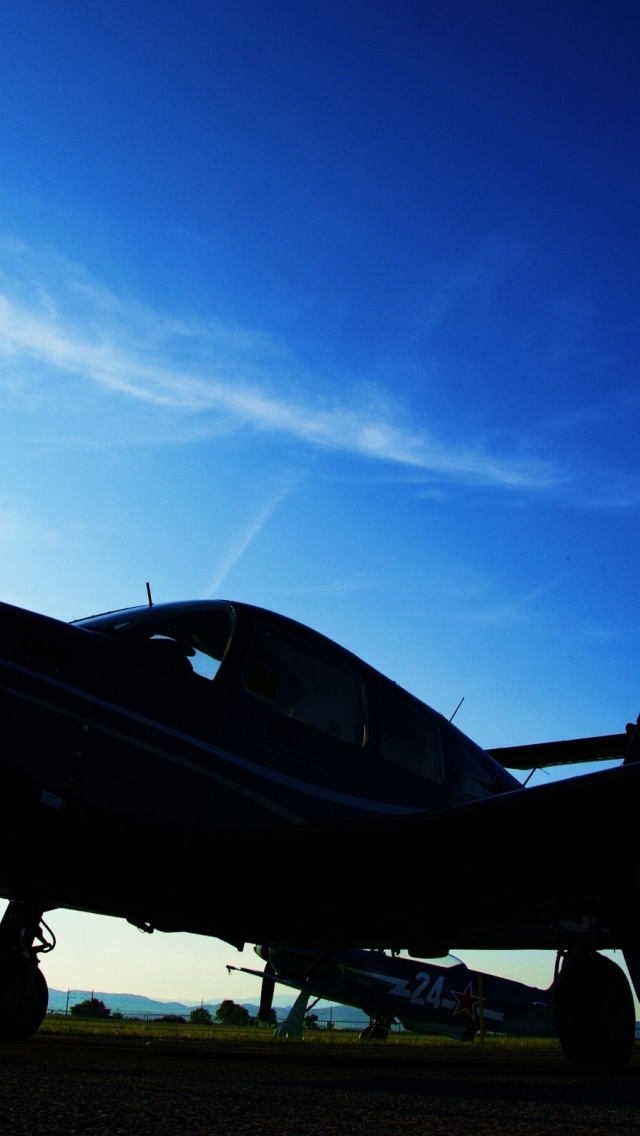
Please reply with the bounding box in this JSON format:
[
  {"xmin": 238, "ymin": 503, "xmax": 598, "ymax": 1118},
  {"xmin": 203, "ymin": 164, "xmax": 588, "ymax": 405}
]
[
  {"xmin": 378, "ymin": 685, "xmax": 445, "ymax": 783},
  {"xmin": 75, "ymin": 606, "xmax": 232, "ymax": 681},
  {"xmin": 242, "ymin": 622, "xmax": 367, "ymax": 746}
]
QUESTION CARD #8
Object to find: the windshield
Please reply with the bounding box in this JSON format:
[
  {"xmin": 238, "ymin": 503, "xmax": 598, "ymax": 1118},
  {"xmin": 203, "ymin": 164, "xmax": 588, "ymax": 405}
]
[{"xmin": 74, "ymin": 603, "xmax": 233, "ymax": 681}]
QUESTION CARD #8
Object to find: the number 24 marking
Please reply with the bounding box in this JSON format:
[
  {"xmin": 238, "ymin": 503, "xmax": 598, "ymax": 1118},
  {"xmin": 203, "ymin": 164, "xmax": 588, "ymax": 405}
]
[{"xmin": 410, "ymin": 971, "xmax": 444, "ymax": 1008}]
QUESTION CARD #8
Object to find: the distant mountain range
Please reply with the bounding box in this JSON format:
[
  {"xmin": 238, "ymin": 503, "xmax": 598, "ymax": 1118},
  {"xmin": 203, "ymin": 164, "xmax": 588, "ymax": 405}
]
[
  {"xmin": 46, "ymin": 988, "xmax": 369, "ymax": 1025},
  {"xmin": 47, "ymin": 989, "xmax": 208, "ymax": 1017}
]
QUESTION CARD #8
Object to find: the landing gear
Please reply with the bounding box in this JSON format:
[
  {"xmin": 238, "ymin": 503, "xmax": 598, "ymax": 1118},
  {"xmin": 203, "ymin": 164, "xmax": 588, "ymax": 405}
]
[
  {"xmin": 0, "ymin": 956, "xmax": 49, "ymax": 1039},
  {"xmin": 0, "ymin": 901, "xmax": 54, "ymax": 1039},
  {"xmin": 359, "ymin": 1020, "xmax": 390, "ymax": 1041},
  {"xmin": 555, "ymin": 950, "xmax": 635, "ymax": 1070}
]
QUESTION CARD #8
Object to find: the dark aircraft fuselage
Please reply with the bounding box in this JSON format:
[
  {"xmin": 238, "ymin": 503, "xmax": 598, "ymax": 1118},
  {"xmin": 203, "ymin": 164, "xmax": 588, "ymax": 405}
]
[
  {"xmin": 0, "ymin": 597, "xmax": 637, "ymax": 958},
  {"xmin": 1, "ymin": 598, "xmax": 519, "ymax": 833}
]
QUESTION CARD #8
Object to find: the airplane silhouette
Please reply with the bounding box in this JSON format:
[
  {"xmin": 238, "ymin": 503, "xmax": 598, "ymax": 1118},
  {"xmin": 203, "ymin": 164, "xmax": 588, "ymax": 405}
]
[{"xmin": 0, "ymin": 596, "xmax": 638, "ymax": 1066}]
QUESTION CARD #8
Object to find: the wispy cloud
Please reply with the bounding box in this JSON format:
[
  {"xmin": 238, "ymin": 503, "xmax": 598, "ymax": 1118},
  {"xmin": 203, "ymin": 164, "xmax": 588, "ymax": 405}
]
[
  {"xmin": 205, "ymin": 475, "xmax": 301, "ymax": 596},
  {"xmin": 467, "ymin": 574, "xmax": 571, "ymax": 628},
  {"xmin": 416, "ymin": 234, "xmax": 526, "ymax": 339},
  {"xmin": 0, "ymin": 241, "xmax": 557, "ymax": 490}
]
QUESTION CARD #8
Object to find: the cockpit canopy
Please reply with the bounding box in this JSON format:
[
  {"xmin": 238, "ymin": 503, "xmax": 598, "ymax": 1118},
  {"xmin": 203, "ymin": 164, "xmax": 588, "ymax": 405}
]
[{"xmin": 74, "ymin": 599, "xmax": 520, "ymax": 802}]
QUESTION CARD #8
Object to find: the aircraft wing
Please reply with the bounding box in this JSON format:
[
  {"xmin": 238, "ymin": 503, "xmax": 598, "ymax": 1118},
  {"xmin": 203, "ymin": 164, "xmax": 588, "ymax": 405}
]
[
  {"xmin": 227, "ymin": 964, "xmax": 303, "ymax": 992},
  {"xmin": 69, "ymin": 754, "xmax": 633, "ymax": 957},
  {"xmin": 487, "ymin": 732, "xmax": 630, "ymax": 770},
  {"xmin": 207, "ymin": 758, "xmax": 640, "ymax": 955},
  {"xmin": 2, "ymin": 743, "xmax": 639, "ymax": 956}
]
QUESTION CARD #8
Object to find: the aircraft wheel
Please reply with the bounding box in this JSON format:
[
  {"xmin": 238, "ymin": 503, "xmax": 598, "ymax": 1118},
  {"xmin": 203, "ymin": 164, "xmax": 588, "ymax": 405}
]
[
  {"xmin": 368, "ymin": 1023, "xmax": 389, "ymax": 1040},
  {"xmin": 359, "ymin": 1022, "xmax": 389, "ymax": 1041},
  {"xmin": 556, "ymin": 952, "xmax": 635, "ymax": 1070},
  {"xmin": 0, "ymin": 954, "xmax": 49, "ymax": 1039}
]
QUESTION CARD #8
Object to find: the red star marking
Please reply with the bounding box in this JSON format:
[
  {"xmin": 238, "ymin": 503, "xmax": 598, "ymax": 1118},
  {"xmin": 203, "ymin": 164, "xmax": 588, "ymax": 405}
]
[{"xmin": 451, "ymin": 982, "xmax": 480, "ymax": 1022}]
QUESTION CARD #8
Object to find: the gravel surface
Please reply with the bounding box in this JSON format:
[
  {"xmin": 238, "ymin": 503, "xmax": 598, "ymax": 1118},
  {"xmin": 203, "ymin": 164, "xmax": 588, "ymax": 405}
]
[{"xmin": 1, "ymin": 1035, "xmax": 639, "ymax": 1135}]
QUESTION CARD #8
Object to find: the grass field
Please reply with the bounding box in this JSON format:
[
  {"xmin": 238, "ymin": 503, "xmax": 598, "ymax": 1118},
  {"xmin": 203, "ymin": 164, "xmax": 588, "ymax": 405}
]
[{"xmin": 38, "ymin": 1014, "xmax": 563, "ymax": 1051}]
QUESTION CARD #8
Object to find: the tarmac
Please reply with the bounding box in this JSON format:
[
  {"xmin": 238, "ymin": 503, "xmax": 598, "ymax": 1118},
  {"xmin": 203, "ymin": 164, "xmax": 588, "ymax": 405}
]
[{"xmin": 1, "ymin": 1034, "xmax": 639, "ymax": 1134}]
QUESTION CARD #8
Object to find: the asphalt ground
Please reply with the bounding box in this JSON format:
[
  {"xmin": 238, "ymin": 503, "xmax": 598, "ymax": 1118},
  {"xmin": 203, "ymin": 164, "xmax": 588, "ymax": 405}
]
[{"xmin": 1, "ymin": 1035, "xmax": 639, "ymax": 1135}]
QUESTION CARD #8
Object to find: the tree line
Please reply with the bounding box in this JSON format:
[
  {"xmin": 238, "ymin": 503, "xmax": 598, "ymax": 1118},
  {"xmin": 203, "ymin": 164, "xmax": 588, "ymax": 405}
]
[{"xmin": 68, "ymin": 997, "xmax": 272, "ymax": 1026}]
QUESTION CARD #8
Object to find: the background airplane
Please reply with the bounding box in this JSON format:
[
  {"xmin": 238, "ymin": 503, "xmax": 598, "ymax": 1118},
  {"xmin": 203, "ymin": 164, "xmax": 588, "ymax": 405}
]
[{"xmin": 229, "ymin": 944, "xmax": 558, "ymax": 1044}]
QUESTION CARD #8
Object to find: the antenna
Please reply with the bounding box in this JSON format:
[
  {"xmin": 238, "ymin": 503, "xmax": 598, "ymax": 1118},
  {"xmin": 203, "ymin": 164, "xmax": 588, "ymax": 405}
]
[
  {"xmin": 449, "ymin": 696, "xmax": 464, "ymax": 723},
  {"xmin": 145, "ymin": 582, "xmax": 153, "ymax": 608}
]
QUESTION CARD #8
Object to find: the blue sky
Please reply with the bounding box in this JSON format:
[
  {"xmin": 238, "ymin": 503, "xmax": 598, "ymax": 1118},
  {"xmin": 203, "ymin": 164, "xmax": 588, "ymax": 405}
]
[{"xmin": 1, "ymin": 1, "xmax": 639, "ymax": 1003}]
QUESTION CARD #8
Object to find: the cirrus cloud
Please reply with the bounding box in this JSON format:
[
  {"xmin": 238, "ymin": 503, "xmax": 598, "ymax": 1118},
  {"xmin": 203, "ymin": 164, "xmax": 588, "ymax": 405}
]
[{"xmin": 0, "ymin": 241, "xmax": 557, "ymax": 491}]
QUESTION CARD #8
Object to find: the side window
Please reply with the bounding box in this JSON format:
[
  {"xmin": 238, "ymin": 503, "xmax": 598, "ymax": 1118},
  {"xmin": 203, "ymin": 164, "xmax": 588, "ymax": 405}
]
[
  {"xmin": 378, "ymin": 685, "xmax": 444, "ymax": 783},
  {"xmin": 242, "ymin": 623, "xmax": 367, "ymax": 746}
]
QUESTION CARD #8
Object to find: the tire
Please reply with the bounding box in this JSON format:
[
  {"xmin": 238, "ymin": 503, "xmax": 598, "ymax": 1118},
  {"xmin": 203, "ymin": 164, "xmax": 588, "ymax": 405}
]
[
  {"xmin": 359, "ymin": 1022, "xmax": 389, "ymax": 1041},
  {"xmin": 367, "ymin": 1023, "xmax": 389, "ymax": 1040},
  {"xmin": 556, "ymin": 952, "xmax": 635, "ymax": 1070},
  {"xmin": 0, "ymin": 955, "xmax": 49, "ymax": 1040}
]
